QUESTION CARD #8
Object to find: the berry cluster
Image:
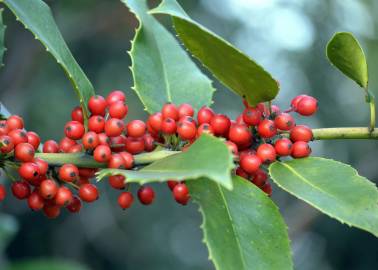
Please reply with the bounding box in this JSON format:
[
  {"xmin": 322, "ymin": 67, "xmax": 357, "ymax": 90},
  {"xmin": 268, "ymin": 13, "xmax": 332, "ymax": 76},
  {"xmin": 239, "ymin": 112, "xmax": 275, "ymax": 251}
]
[{"xmin": 0, "ymin": 90, "xmax": 318, "ymax": 218}]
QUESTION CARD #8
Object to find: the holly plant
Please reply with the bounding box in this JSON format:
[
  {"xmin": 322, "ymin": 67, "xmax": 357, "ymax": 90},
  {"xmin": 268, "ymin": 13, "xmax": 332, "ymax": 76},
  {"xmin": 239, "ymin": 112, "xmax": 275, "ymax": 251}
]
[{"xmin": 0, "ymin": 1, "xmax": 377, "ymax": 270}]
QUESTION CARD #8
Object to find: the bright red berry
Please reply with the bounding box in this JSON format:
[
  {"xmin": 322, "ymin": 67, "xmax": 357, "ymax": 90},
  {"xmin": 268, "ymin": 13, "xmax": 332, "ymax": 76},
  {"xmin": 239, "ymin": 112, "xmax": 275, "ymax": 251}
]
[
  {"xmin": 6, "ymin": 115, "xmax": 24, "ymax": 130},
  {"xmin": 109, "ymin": 101, "xmax": 128, "ymax": 119},
  {"xmin": 28, "ymin": 191, "xmax": 44, "ymax": 211},
  {"xmin": 26, "ymin": 131, "xmax": 40, "ymax": 150},
  {"xmin": 39, "ymin": 179, "xmax": 58, "ymax": 199},
  {"xmin": 118, "ymin": 192, "xmax": 134, "ymax": 209},
  {"xmin": 54, "ymin": 186, "xmax": 73, "ymax": 206},
  {"xmin": 256, "ymin": 143, "xmax": 276, "ymax": 163},
  {"xmin": 178, "ymin": 103, "xmax": 194, "ymax": 118},
  {"xmin": 291, "ymin": 141, "xmax": 311, "ymax": 158},
  {"xmin": 119, "ymin": 152, "xmax": 134, "ymax": 169},
  {"xmin": 290, "ymin": 95, "xmax": 308, "ymax": 110},
  {"xmin": 257, "ymin": 119, "xmax": 277, "ymax": 138},
  {"xmin": 296, "ymin": 96, "xmax": 318, "ymax": 116},
  {"xmin": 106, "ymin": 90, "xmax": 126, "ymax": 106},
  {"xmin": 59, "ymin": 137, "xmax": 77, "ymax": 153},
  {"xmin": 161, "ymin": 118, "xmax": 177, "ymax": 134},
  {"xmin": 68, "ymin": 144, "xmax": 83, "ymax": 153},
  {"xmin": 127, "ymin": 120, "xmax": 146, "ymax": 138},
  {"xmin": 11, "ymin": 181, "xmax": 31, "ymax": 200},
  {"xmin": 177, "ymin": 121, "xmax": 197, "ymax": 140},
  {"xmin": 290, "ymin": 125, "xmax": 313, "ymax": 142},
  {"xmin": 0, "ymin": 135, "xmax": 14, "ymax": 153},
  {"xmin": 71, "ymin": 106, "xmax": 84, "ymax": 123},
  {"xmin": 137, "ymin": 186, "xmax": 155, "ymax": 205},
  {"xmin": 105, "ymin": 118, "xmax": 124, "ymax": 137},
  {"xmin": 8, "ymin": 129, "xmax": 28, "ymax": 145},
  {"xmin": 162, "ymin": 103, "xmax": 179, "ymax": 120},
  {"xmin": 274, "ymin": 113, "xmax": 295, "ymax": 130},
  {"xmin": 64, "ymin": 121, "xmax": 85, "ymax": 140},
  {"xmin": 82, "ymin": 132, "xmax": 99, "ymax": 150},
  {"xmin": 43, "ymin": 140, "xmax": 59, "ymax": 153},
  {"xmin": 243, "ymin": 108, "xmax": 262, "ymax": 126},
  {"xmin": 79, "ymin": 184, "xmax": 99, "ymax": 203},
  {"xmin": 59, "ymin": 164, "xmax": 79, "ymax": 182},
  {"xmin": 274, "ymin": 138, "xmax": 293, "ymax": 156},
  {"xmin": 148, "ymin": 112, "xmax": 163, "ymax": 132},
  {"xmin": 88, "ymin": 95, "xmax": 107, "ymax": 116},
  {"xmin": 240, "ymin": 154, "xmax": 262, "ymax": 174},
  {"xmin": 15, "ymin": 142, "xmax": 35, "ymax": 162},
  {"xmin": 19, "ymin": 162, "xmax": 40, "ymax": 181},
  {"xmin": 173, "ymin": 183, "xmax": 190, "ymax": 205},
  {"xmin": 197, "ymin": 106, "xmax": 214, "ymax": 124},
  {"xmin": 88, "ymin": 115, "xmax": 105, "ymax": 133},
  {"xmin": 210, "ymin": 114, "xmax": 231, "ymax": 136},
  {"xmin": 94, "ymin": 145, "xmax": 112, "ymax": 163},
  {"xmin": 66, "ymin": 196, "xmax": 82, "ymax": 213},
  {"xmin": 33, "ymin": 158, "xmax": 49, "ymax": 175},
  {"xmin": 109, "ymin": 175, "xmax": 126, "ymax": 190},
  {"xmin": 228, "ymin": 124, "xmax": 252, "ymax": 146}
]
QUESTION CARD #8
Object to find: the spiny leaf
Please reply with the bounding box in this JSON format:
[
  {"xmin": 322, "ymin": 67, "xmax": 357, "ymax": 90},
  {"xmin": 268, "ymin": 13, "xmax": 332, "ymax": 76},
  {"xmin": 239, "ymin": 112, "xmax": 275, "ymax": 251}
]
[
  {"xmin": 2, "ymin": 0, "xmax": 95, "ymax": 118},
  {"xmin": 124, "ymin": 0, "xmax": 214, "ymax": 113},
  {"xmin": 269, "ymin": 157, "xmax": 378, "ymax": 237},
  {"xmin": 150, "ymin": 0, "xmax": 279, "ymax": 106},
  {"xmin": 327, "ymin": 32, "xmax": 368, "ymax": 88},
  {"xmin": 188, "ymin": 176, "xmax": 293, "ymax": 270},
  {"xmin": 0, "ymin": 8, "xmax": 7, "ymax": 67},
  {"xmin": 96, "ymin": 134, "xmax": 234, "ymax": 190}
]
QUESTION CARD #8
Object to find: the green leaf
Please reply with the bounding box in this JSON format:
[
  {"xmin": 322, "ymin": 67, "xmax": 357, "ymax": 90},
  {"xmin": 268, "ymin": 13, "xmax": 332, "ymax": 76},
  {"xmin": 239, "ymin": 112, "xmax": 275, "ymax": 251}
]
[
  {"xmin": 326, "ymin": 32, "xmax": 368, "ymax": 88},
  {"xmin": 124, "ymin": 0, "xmax": 214, "ymax": 113},
  {"xmin": 3, "ymin": 0, "xmax": 95, "ymax": 117},
  {"xmin": 0, "ymin": 8, "xmax": 7, "ymax": 67},
  {"xmin": 269, "ymin": 157, "xmax": 378, "ymax": 237},
  {"xmin": 150, "ymin": 0, "xmax": 279, "ymax": 106},
  {"xmin": 97, "ymin": 134, "xmax": 234, "ymax": 190},
  {"xmin": 188, "ymin": 176, "xmax": 293, "ymax": 270},
  {"xmin": 8, "ymin": 259, "xmax": 90, "ymax": 270}
]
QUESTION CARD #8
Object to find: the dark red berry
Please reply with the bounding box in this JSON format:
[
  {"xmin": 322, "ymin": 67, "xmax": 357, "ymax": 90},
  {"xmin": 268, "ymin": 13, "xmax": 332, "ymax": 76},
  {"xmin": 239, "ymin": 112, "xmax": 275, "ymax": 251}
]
[
  {"xmin": 64, "ymin": 121, "xmax": 85, "ymax": 140},
  {"xmin": 71, "ymin": 106, "xmax": 84, "ymax": 123},
  {"xmin": 137, "ymin": 186, "xmax": 155, "ymax": 205},
  {"xmin": 291, "ymin": 141, "xmax": 311, "ymax": 158},
  {"xmin": 66, "ymin": 196, "xmax": 82, "ymax": 213},
  {"xmin": 59, "ymin": 137, "xmax": 77, "ymax": 153},
  {"xmin": 167, "ymin": 180, "xmax": 179, "ymax": 191},
  {"xmin": 235, "ymin": 167, "xmax": 249, "ymax": 179},
  {"xmin": 11, "ymin": 181, "xmax": 31, "ymax": 200},
  {"xmin": 274, "ymin": 113, "xmax": 295, "ymax": 130},
  {"xmin": 109, "ymin": 175, "xmax": 126, "ymax": 190},
  {"xmin": 54, "ymin": 186, "xmax": 73, "ymax": 206},
  {"xmin": 0, "ymin": 135, "xmax": 14, "ymax": 153},
  {"xmin": 43, "ymin": 204, "xmax": 61, "ymax": 219},
  {"xmin": 88, "ymin": 95, "xmax": 107, "ymax": 116},
  {"xmin": 19, "ymin": 162, "xmax": 40, "ymax": 181},
  {"xmin": 59, "ymin": 164, "xmax": 79, "ymax": 182},
  {"xmin": 79, "ymin": 168, "xmax": 97, "ymax": 178},
  {"xmin": 27, "ymin": 191, "xmax": 44, "ymax": 211},
  {"xmin": 252, "ymin": 169, "xmax": 268, "ymax": 187},
  {"xmin": 0, "ymin": 184, "xmax": 6, "ymax": 202},
  {"xmin": 257, "ymin": 119, "xmax": 277, "ymax": 138},
  {"xmin": 0, "ymin": 121, "xmax": 9, "ymax": 136},
  {"xmin": 124, "ymin": 137, "xmax": 145, "ymax": 154},
  {"xmin": 118, "ymin": 192, "xmax": 134, "ymax": 209},
  {"xmin": 261, "ymin": 182, "xmax": 272, "ymax": 196},
  {"xmin": 143, "ymin": 134, "xmax": 156, "ymax": 152},
  {"xmin": 173, "ymin": 183, "xmax": 190, "ymax": 205},
  {"xmin": 256, "ymin": 143, "xmax": 276, "ymax": 163},
  {"xmin": 290, "ymin": 125, "xmax": 313, "ymax": 142},
  {"xmin": 43, "ymin": 140, "xmax": 59, "ymax": 153},
  {"xmin": 79, "ymin": 184, "xmax": 99, "ymax": 203},
  {"xmin": 110, "ymin": 135, "xmax": 126, "ymax": 152}
]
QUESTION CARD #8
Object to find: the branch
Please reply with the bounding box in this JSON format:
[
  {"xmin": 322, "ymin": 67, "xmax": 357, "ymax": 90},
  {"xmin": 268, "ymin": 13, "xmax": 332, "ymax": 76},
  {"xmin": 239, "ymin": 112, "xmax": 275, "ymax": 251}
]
[{"xmin": 312, "ymin": 127, "xmax": 378, "ymax": 140}]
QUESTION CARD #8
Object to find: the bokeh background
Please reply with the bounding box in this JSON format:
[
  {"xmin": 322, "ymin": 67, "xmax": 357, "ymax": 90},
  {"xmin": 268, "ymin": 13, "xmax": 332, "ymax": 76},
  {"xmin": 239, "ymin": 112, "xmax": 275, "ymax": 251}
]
[{"xmin": 1, "ymin": 0, "xmax": 378, "ymax": 269}]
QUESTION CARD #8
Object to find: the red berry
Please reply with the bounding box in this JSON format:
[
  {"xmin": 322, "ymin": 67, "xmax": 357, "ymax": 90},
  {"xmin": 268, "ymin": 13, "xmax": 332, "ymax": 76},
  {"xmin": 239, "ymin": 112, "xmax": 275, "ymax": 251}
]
[
  {"xmin": 88, "ymin": 95, "xmax": 107, "ymax": 116},
  {"xmin": 228, "ymin": 124, "xmax": 252, "ymax": 146},
  {"xmin": 82, "ymin": 132, "xmax": 99, "ymax": 150},
  {"xmin": 291, "ymin": 141, "xmax": 311, "ymax": 158},
  {"xmin": 197, "ymin": 123, "xmax": 214, "ymax": 136},
  {"xmin": 79, "ymin": 168, "xmax": 97, "ymax": 178},
  {"xmin": 64, "ymin": 121, "xmax": 85, "ymax": 140},
  {"xmin": 43, "ymin": 204, "xmax": 61, "ymax": 219},
  {"xmin": 126, "ymin": 120, "xmax": 146, "ymax": 138},
  {"xmin": 243, "ymin": 108, "xmax": 262, "ymax": 126},
  {"xmin": 8, "ymin": 129, "xmax": 28, "ymax": 145},
  {"xmin": 137, "ymin": 186, "xmax": 155, "ymax": 205},
  {"xmin": 167, "ymin": 180, "xmax": 179, "ymax": 191},
  {"xmin": 68, "ymin": 144, "xmax": 83, "ymax": 153},
  {"xmin": 54, "ymin": 186, "xmax": 73, "ymax": 206},
  {"xmin": 240, "ymin": 154, "xmax": 262, "ymax": 174},
  {"xmin": 118, "ymin": 192, "xmax": 134, "ymax": 209},
  {"xmin": 296, "ymin": 96, "xmax": 318, "ymax": 116},
  {"xmin": 59, "ymin": 164, "xmax": 79, "ymax": 182},
  {"xmin": 173, "ymin": 183, "xmax": 190, "ymax": 205},
  {"xmin": 161, "ymin": 118, "xmax": 177, "ymax": 134},
  {"xmin": 98, "ymin": 133, "xmax": 110, "ymax": 145},
  {"xmin": 88, "ymin": 115, "xmax": 105, "ymax": 133},
  {"xmin": 108, "ymin": 153, "xmax": 126, "ymax": 169},
  {"xmin": 252, "ymin": 169, "xmax": 268, "ymax": 187},
  {"xmin": 0, "ymin": 135, "xmax": 14, "ymax": 153},
  {"xmin": 105, "ymin": 118, "xmax": 124, "ymax": 137},
  {"xmin": 15, "ymin": 142, "xmax": 35, "ymax": 162},
  {"xmin": 256, "ymin": 143, "xmax": 276, "ymax": 163},
  {"xmin": 147, "ymin": 112, "xmax": 163, "ymax": 132},
  {"xmin": 94, "ymin": 145, "xmax": 112, "ymax": 163},
  {"xmin": 125, "ymin": 137, "xmax": 145, "ymax": 154},
  {"xmin": 257, "ymin": 119, "xmax": 277, "ymax": 138},
  {"xmin": 290, "ymin": 95, "xmax": 308, "ymax": 110},
  {"xmin": 59, "ymin": 137, "xmax": 77, "ymax": 153},
  {"xmin": 197, "ymin": 106, "xmax": 214, "ymax": 124},
  {"xmin": 0, "ymin": 121, "xmax": 9, "ymax": 136},
  {"xmin": 34, "ymin": 158, "xmax": 49, "ymax": 176},
  {"xmin": 109, "ymin": 101, "xmax": 128, "ymax": 119},
  {"xmin": 26, "ymin": 131, "xmax": 40, "ymax": 150},
  {"xmin": 177, "ymin": 121, "xmax": 197, "ymax": 140},
  {"xmin": 143, "ymin": 134, "xmax": 156, "ymax": 152},
  {"xmin": 110, "ymin": 135, "xmax": 126, "ymax": 152},
  {"xmin": 235, "ymin": 114, "xmax": 245, "ymax": 125},
  {"xmin": 66, "ymin": 196, "xmax": 82, "ymax": 213},
  {"xmin": 109, "ymin": 175, "xmax": 126, "ymax": 190},
  {"xmin": 119, "ymin": 152, "xmax": 134, "ymax": 169},
  {"xmin": 235, "ymin": 167, "xmax": 249, "ymax": 179},
  {"xmin": 290, "ymin": 125, "xmax": 313, "ymax": 142},
  {"xmin": 71, "ymin": 106, "xmax": 84, "ymax": 123},
  {"xmin": 19, "ymin": 162, "xmax": 40, "ymax": 181},
  {"xmin": 210, "ymin": 114, "xmax": 231, "ymax": 136},
  {"xmin": 162, "ymin": 103, "xmax": 179, "ymax": 120},
  {"xmin": 178, "ymin": 103, "xmax": 194, "ymax": 118},
  {"xmin": 0, "ymin": 184, "xmax": 6, "ymax": 202},
  {"xmin": 79, "ymin": 184, "xmax": 99, "ymax": 203},
  {"xmin": 27, "ymin": 191, "xmax": 44, "ymax": 211},
  {"xmin": 43, "ymin": 140, "xmax": 59, "ymax": 153},
  {"xmin": 39, "ymin": 179, "xmax": 58, "ymax": 199},
  {"xmin": 274, "ymin": 138, "xmax": 293, "ymax": 156},
  {"xmin": 6, "ymin": 115, "xmax": 24, "ymax": 130},
  {"xmin": 11, "ymin": 181, "xmax": 31, "ymax": 200},
  {"xmin": 106, "ymin": 90, "xmax": 126, "ymax": 105},
  {"xmin": 274, "ymin": 113, "xmax": 295, "ymax": 130},
  {"xmin": 261, "ymin": 182, "xmax": 272, "ymax": 196}
]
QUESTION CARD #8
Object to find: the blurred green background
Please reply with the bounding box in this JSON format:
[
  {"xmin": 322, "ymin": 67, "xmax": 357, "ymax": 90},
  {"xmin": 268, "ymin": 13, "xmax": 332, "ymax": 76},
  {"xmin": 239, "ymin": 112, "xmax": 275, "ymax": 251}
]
[{"xmin": 0, "ymin": 0, "xmax": 377, "ymax": 269}]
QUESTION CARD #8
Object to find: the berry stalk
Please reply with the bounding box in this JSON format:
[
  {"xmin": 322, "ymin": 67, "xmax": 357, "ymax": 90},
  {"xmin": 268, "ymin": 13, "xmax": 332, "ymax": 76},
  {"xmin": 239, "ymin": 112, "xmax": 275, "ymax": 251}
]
[{"xmin": 312, "ymin": 127, "xmax": 378, "ymax": 140}]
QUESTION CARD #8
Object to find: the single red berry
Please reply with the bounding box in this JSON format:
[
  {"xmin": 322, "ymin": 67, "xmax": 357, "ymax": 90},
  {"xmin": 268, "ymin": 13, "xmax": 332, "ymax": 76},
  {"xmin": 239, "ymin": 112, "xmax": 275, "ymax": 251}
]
[
  {"xmin": 240, "ymin": 154, "xmax": 262, "ymax": 174},
  {"xmin": 119, "ymin": 152, "xmax": 134, "ymax": 169},
  {"xmin": 274, "ymin": 138, "xmax": 293, "ymax": 156},
  {"xmin": 88, "ymin": 95, "xmax": 107, "ymax": 116},
  {"xmin": 197, "ymin": 123, "xmax": 214, "ymax": 136},
  {"xmin": 125, "ymin": 137, "xmax": 145, "ymax": 154},
  {"xmin": 109, "ymin": 175, "xmax": 126, "ymax": 190},
  {"xmin": 106, "ymin": 90, "xmax": 126, "ymax": 106},
  {"xmin": 235, "ymin": 167, "xmax": 249, "ymax": 179},
  {"xmin": 167, "ymin": 180, "xmax": 179, "ymax": 191},
  {"xmin": 257, "ymin": 119, "xmax": 277, "ymax": 138},
  {"xmin": 147, "ymin": 112, "xmax": 163, "ymax": 132},
  {"xmin": 43, "ymin": 140, "xmax": 59, "ymax": 153},
  {"xmin": 252, "ymin": 169, "xmax": 268, "ymax": 187},
  {"xmin": 39, "ymin": 179, "xmax": 58, "ymax": 199},
  {"xmin": 197, "ymin": 106, "xmax": 214, "ymax": 124},
  {"xmin": 110, "ymin": 135, "xmax": 126, "ymax": 152},
  {"xmin": 79, "ymin": 184, "xmax": 99, "ymax": 203},
  {"xmin": 228, "ymin": 124, "xmax": 252, "ymax": 146},
  {"xmin": 105, "ymin": 118, "xmax": 124, "ymax": 137},
  {"xmin": 64, "ymin": 121, "xmax": 85, "ymax": 140},
  {"xmin": 71, "ymin": 106, "xmax": 84, "ymax": 123},
  {"xmin": 177, "ymin": 121, "xmax": 197, "ymax": 140},
  {"xmin": 239, "ymin": 149, "xmax": 256, "ymax": 160},
  {"xmin": 79, "ymin": 168, "xmax": 97, "ymax": 178},
  {"xmin": 19, "ymin": 162, "xmax": 40, "ymax": 181},
  {"xmin": 173, "ymin": 183, "xmax": 190, "ymax": 205},
  {"xmin": 88, "ymin": 115, "xmax": 105, "ymax": 133},
  {"xmin": 11, "ymin": 181, "xmax": 31, "ymax": 200},
  {"xmin": 68, "ymin": 144, "xmax": 83, "ymax": 153},
  {"xmin": 143, "ymin": 134, "xmax": 156, "ymax": 152},
  {"xmin": 93, "ymin": 145, "xmax": 112, "ymax": 163},
  {"xmin": 261, "ymin": 182, "xmax": 272, "ymax": 196},
  {"xmin": 291, "ymin": 141, "xmax": 311, "ymax": 158},
  {"xmin": 137, "ymin": 186, "xmax": 155, "ymax": 205},
  {"xmin": 0, "ymin": 135, "xmax": 14, "ymax": 153},
  {"xmin": 26, "ymin": 131, "xmax": 40, "ymax": 150},
  {"xmin": 54, "ymin": 186, "xmax": 73, "ymax": 206},
  {"xmin": 118, "ymin": 192, "xmax": 134, "ymax": 210},
  {"xmin": 0, "ymin": 121, "xmax": 9, "ymax": 136},
  {"xmin": 108, "ymin": 153, "xmax": 126, "ymax": 169},
  {"xmin": 82, "ymin": 132, "xmax": 99, "ymax": 150},
  {"xmin": 6, "ymin": 115, "xmax": 24, "ymax": 130},
  {"xmin": 0, "ymin": 184, "xmax": 6, "ymax": 202},
  {"xmin": 243, "ymin": 108, "xmax": 262, "ymax": 126},
  {"xmin": 43, "ymin": 204, "xmax": 61, "ymax": 219},
  {"xmin": 77, "ymin": 177, "xmax": 90, "ymax": 186},
  {"xmin": 15, "ymin": 142, "xmax": 35, "ymax": 162},
  {"xmin": 162, "ymin": 103, "xmax": 179, "ymax": 120},
  {"xmin": 256, "ymin": 143, "xmax": 276, "ymax": 163},
  {"xmin": 290, "ymin": 125, "xmax": 313, "ymax": 142},
  {"xmin": 127, "ymin": 120, "xmax": 146, "ymax": 138},
  {"xmin": 161, "ymin": 118, "xmax": 177, "ymax": 134},
  {"xmin": 8, "ymin": 129, "xmax": 28, "ymax": 145},
  {"xmin": 98, "ymin": 133, "xmax": 110, "ymax": 145},
  {"xmin": 290, "ymin": 95, "xmax": 308, "ymax": 110},
  {"xmin": 66, "ymin": 196, "xmax": 82, "ymax": 213},
  {"xmin": 59, "ymin": 164, "xmax": 79, "ymax": 182},
  {"xmin": 274, "ymin": 113, "xmax": 295, "ymax": 131},
  {"xmin": 296, "ymin": 96, "xmax": 318, "ymax": 116},
  {"xmin": 178, "ymin": 103, "xmax": 194, "ymax": 118},
  {"xmin": 109, "ymin": 101, "xmax": 128, "ymax": 119},
  {"xmin": 27, "ymin": 191, "xmax": 44, "ymax": 211},
  {"xmin": 210, "ymin": 114, "xmax": 231, "ymax": 136},
  {"xmin": 59, "ymin": 137, "xmax": 77, "ymax": 153}
]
